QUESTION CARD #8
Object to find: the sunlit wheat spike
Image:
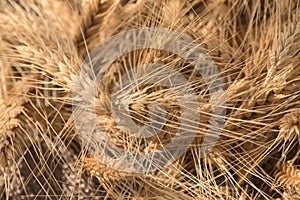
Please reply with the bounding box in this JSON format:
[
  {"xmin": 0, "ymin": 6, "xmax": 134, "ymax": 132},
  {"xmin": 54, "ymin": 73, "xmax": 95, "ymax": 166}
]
[
  {"xmin": 83, "ymin": 153, "xmax": 194, "ymax": 199},
  {"xmin": 275, "ymin": 161, "xmax": 300, "ymax": 191},
  {"xmin": 0, "ymin": 0, "xmax": 81, "ymax": 92},
  {"xmin": 83, "ymin": 153, "xmax": 133, "ymax": 182},
  {"xmin": 277, "ymin": 111, "xmax": 300, "ymax": 154},
  {"xmin": 75, "ymin": 0, "xmax": 117, "ymax": 55}
]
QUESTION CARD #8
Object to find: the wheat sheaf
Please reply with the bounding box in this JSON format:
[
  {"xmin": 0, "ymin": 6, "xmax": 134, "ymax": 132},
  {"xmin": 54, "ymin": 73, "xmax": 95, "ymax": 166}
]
[{"xmin": 0, "ymin": 0, "xmax": 299, "ymax": 199}]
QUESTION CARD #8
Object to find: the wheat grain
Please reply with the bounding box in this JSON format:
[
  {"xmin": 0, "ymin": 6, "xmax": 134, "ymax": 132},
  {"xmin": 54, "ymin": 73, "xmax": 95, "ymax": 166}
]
[
  {"xmin": 275, "ymin": 161, "xmax": 300, "ymax": 191},
  {"xmin": 276, "ymin": 110, "xmax": 300, "ymax": 161}
]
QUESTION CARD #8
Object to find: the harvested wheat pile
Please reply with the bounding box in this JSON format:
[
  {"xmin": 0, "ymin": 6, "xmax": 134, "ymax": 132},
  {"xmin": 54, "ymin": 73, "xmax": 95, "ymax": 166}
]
[{"xmin": 0, "ymin": 0, "xmax": 299, "ymax": 199}]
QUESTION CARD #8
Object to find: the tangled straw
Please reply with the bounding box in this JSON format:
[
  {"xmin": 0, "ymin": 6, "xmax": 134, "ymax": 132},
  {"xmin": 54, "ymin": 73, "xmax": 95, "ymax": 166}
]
[{"xmin": 0, "ymin": 0, "xmax": 299, "ymax": 199}]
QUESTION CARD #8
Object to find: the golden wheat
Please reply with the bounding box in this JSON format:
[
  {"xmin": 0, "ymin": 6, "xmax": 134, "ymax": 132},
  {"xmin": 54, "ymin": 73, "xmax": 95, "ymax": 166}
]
[
  {"xmin": 275, "ymin": 161, "xmax": 300, "ymax": 191},
  {"xmin": 0, "ymin": 0, "xmax": 300, "ymax": 199}
]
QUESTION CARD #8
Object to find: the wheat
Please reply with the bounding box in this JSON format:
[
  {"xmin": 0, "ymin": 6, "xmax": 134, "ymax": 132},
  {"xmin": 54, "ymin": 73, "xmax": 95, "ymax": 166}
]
[
  {"xmin": 83, "ymin": 153, "xmax": 133, "ymax": 182},
  {"xmin": 1, "ymin": 0, "xmax": 300, "ymax": 199},
  {"xmin": 76, "ymin": 0, "xmax": 123, "ymax": 56},
  {"xmin": 275, "ymin": 161, "xmax": 300, "ymax": 191},
  {"xmin": 277, "ymin": 111, "xmax": 300, "ymax": 145}
]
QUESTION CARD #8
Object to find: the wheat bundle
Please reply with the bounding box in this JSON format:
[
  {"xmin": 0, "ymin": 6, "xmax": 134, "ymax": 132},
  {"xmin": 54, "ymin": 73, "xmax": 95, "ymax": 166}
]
[{"xmin": 0, "ymin": 0, "xmax": 299, "ymax": 199}]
